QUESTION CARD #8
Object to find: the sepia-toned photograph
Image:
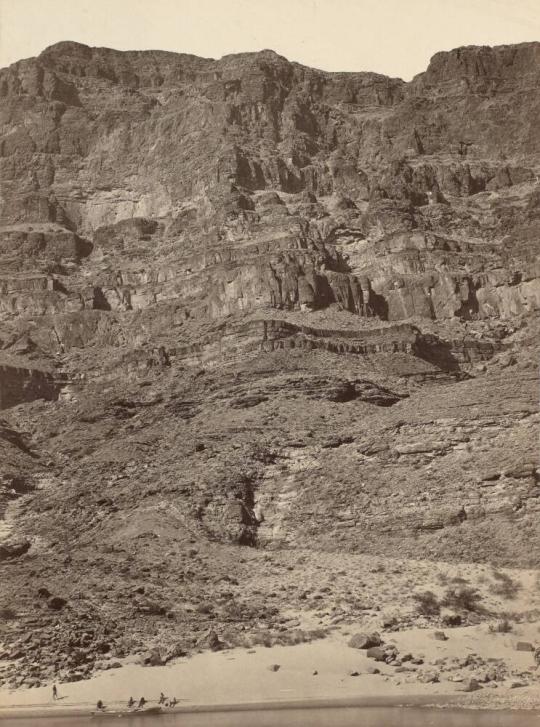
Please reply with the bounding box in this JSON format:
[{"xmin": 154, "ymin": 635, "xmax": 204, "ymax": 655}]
[{"xmin": 0, "ymin": 1, "xmax": 539, "ymax": 724}]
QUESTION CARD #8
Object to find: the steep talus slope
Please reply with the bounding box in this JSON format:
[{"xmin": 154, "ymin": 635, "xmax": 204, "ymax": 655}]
[{"xmin": 0, "ymin": 41, "xmax": 538, "ymax": 688}]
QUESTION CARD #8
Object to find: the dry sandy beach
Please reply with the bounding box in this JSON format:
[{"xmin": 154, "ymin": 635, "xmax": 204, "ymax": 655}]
[{"xmin": 1, "ymin": 623, "xmax": 540, "ymax": 719}]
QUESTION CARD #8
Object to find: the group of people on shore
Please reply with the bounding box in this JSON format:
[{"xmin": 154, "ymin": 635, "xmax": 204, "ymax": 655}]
[
  {"xmin": 52, "ymin": 684, "xmax": 177, "ymax": 711},
  {"xmin": 158, "ymin": 692, "xmax": 178, "ymax": 707},
  {"xmin": 95, "ymin": 693, "xmax": 178, "ymax": 711},
  {"xmin": 124, "ymin": 693, "xmax": 178, "ymax": 709}
]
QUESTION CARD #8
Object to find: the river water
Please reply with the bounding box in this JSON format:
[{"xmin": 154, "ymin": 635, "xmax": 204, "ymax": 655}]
[{"xmin": 0, "ymin": 706, "xmax": 537, "ymax": 727}]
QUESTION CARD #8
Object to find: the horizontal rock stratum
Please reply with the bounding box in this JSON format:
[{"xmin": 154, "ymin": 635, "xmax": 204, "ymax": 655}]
[{"xmin": 0, "ymin": 41, "xmax": 538, "ymax": 690}]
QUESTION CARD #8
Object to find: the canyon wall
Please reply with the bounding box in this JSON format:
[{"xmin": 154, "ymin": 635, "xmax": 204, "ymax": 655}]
[{"xmin": 0, "ymin": 40, "xmax": 538, "ymax": 572}]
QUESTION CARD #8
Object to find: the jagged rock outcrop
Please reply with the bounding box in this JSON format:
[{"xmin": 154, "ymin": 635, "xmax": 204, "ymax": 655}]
[{"xmin": 2, "ymin": 46, "xmax": 540, "ymax": 337}]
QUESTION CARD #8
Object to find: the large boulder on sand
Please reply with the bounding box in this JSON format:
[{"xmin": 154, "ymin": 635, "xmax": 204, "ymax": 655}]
[
  {"xmin": 458, "ymin": 678, "xmax": 482, "ymax": 692},
  {"xmin": 348, "ymin": 632, "xmax": 382, "ymax": 649},
  {"xmin": 140, "ymin": 648, "xmax": 165, "ymax": 666}
]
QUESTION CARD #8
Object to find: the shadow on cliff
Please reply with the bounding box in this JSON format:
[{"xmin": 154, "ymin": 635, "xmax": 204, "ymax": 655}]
[
  {"xmin": 413, "ymin": 333, "xmax": 463, "ymax": 372},
  {"xmin": 92, "ymin": 287, "xmax": 112, "ymax": 311},
  {"xmin": 370, "ymin": 290, "xmax": 389, "ymax": 319}
]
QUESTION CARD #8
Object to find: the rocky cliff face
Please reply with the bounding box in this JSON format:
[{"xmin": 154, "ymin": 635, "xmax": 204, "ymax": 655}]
[
  {"xmin": 1, "ymin": 41, "xmax": 539, "ymax": 328},
  {"xmin": 0, "ymin": 41, "xmax": 538, "ymax": 688}
]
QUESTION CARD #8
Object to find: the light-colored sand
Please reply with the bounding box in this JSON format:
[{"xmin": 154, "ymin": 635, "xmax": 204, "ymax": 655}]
[{"xmin": 1, "ymin": 622, "xmax": 539, "ymax": 716}]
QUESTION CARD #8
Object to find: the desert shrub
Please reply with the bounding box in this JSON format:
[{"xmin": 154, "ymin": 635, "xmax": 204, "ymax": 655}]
[
  {"xmin": 273, "ymin": 630, "xmax": 307, "ymax": 646},
  {"xmin": 412, "ymin": 590, "xmax": 440, "ymax": 616},
  {"xmin": 441, "ymin": 586, "xmax": 483, "ymax": 612},
  {"xmin": 489, "ymin": 571, "xmax": 522, "ymax": 599},
  {"xmin": 309, "ymin": 627, "xmax": 328, "ymax": 640},
  {"xmin": 488, "ymin": 618, "xmax": 513, "ymax": 633},
  {"xmin": 219, "ymin": 629, "xmax": 249, "ymax": 649},
  {"xmin": 252, "ymin": 632, "xmax": 274, "ymax": 648}
]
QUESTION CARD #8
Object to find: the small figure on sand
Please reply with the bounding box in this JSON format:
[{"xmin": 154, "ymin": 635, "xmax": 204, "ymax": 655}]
[
  {"xmin": 127, "ymin": 696, "xmax": 135, "ymax": 708},
  {"xmin": 169, "ymin": 697, "xmax": 178, "ymax": 708},
  {"xmin": 158, "ymin": 692, "xmax": 166, "ymax": 704},
  {"xmin": 534, "ymin": 645, "xmax": 540, "ymax": 670},
  {"xmin": 52, "ymin": 684, "xmax": 58, "ymax": 700},
  {"xmin": 96, "ymin": 699, "xmax": 106, "ymax": 712},
  {"xmin": 138, "ymin": 696, "xmax": 146, "ymax": 709}
]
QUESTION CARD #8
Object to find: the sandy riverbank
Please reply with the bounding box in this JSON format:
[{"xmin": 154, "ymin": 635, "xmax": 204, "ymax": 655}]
[{"xmin": 1, "ymin": 622, "xmax": 539, "ymax": 718}]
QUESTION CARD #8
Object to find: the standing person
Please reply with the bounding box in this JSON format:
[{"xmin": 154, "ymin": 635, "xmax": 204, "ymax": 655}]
[
  {"xmin": 534, "ymin": 645, "xmax": 540, "ymax": 670},
  {"xmin": 127, "ymin": 696, "xmax": 135, "ymax": 708},
  {"xmin": 52, "ymin": 684, "xmax": 58, "ymax": 700},
  {"xmin": 138, "ymin": 696, "xmax": 146, "ymax": 709},
  {"xmin": 158, "ymin": 692, "xmax": 166, "ymax": 704}
]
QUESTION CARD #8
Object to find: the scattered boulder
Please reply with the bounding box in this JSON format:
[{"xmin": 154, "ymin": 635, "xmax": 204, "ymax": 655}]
[
  {"xmin": 381, "ymin": 614, "xmax": 399, "ymax": 629},
  {"xmin": 433, "ymin": 631, "xmax": 448, "ymax": 641},
  {"xmin": 510, "ymin": 681, "xmax": 527, "ymax": 689},
  {"xmin": 348, "ymin": 632, "xmax": 382, "ymax": 650},
  {"xmin": 484, "ymin": 665, "xmax": 507, "ymax": 682},
  {"xmin": 366, "ymin": 645, "xmax": 398, "ymax": 663},
  {"xmin": 268, "ymin": 664, "xmax": 280, "ymax": 672},
  {"xmin": 417, "ymin": 669, "xmax": 440, "ymax": 683},
  {"xmin": 366, "ymin": 646, "xmax": 387, "ymax": 662},
  {"xmin": 140, "ymin": 649, "xmax": 165, "ymax": 667},
  {"xmin": 47, "ymin": 596, "xmax": 67, "ymax": 611},
  {"xmin": 515, "ymin": 642, "xmax": 534, "ymax": 652},
  {"xmin": 458, "ymin": 678, "xmax": 482, "ymax": 692}
]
